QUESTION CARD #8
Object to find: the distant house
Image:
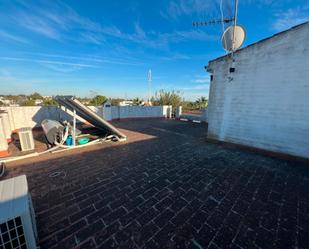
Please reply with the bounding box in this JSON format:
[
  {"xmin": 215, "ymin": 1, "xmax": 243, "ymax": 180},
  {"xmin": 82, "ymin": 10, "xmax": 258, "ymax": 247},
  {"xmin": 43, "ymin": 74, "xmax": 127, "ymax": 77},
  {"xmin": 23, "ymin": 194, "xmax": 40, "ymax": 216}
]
[
  {"xmin": 0, "ymin": 97, "xmax": 12, "ymax": 106},
  {"xmin": 206, "ymin": 21, "xmax": 309, "ymax": 159},
  {"xmin": 119, "ymin": 100, "xmax": 134, "ymax": 106},
  {"xmin": 35, "ymin": 99, "xmax": 43, "ymax": 105}
]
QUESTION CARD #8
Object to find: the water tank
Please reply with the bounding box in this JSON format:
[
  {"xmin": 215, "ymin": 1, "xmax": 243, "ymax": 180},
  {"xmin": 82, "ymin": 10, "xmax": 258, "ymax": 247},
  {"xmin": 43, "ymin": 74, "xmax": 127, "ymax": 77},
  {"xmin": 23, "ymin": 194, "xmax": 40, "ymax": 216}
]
[
  {"xmin": 41, "ymin": 119, "xmax": 64, "ymax": 144},
  {"xmin": 0, "ymin": 112, "xmax": 12, "ymax": 142},
  {"xmin": 0, "ymin": 121, "xmax": 9, "ymax": 157}
]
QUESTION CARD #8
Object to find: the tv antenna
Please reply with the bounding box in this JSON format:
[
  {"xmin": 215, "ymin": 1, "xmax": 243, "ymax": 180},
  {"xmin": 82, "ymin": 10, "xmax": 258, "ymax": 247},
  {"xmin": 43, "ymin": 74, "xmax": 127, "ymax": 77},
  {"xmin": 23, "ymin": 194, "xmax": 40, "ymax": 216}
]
[
  {"xmin": 192, "ymin": 18, "xmax": 234, "ymax": 27},
  {"xmin": 193, "ymin": 0, "xmax": 246, "ymax": 52},
  {"xmin": 147, "ymin": 69, "xmax": 152, "ymax": 103}
]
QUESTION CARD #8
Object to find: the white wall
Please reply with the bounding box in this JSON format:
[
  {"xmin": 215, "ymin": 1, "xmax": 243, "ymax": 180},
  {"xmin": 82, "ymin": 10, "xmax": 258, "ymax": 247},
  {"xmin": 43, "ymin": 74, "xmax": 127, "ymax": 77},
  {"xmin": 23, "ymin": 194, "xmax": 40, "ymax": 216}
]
[
  {"xmin": 110, "ymin": 105, "xmax": 170, "ymax": 119},
  {"xmin": 207, "ymin": 23, "xmax": 309, "ymax": 158},
  {"xmin": 0, "ymin": 106, "xmax": 71, "ymax": 130},
  {"xmin": 0, "ymin": 105, "xmax": 171, "ymax": 130}
]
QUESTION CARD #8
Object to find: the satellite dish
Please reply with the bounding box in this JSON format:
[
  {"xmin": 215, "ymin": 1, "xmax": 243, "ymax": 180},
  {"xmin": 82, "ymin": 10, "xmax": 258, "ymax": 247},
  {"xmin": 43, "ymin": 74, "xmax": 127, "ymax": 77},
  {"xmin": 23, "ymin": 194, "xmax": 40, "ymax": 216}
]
[{"xmin": 221, "ymin": 24, "xmax": 246, "ymax": 52}]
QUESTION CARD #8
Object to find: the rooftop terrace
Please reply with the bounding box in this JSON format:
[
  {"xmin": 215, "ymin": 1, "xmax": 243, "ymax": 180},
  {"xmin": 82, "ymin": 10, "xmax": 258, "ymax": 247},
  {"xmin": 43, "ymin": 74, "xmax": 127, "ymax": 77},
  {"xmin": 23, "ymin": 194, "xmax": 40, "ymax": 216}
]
[{"xmin": 3, "ymin": 119, "xmax": 309, "ymax": 249}]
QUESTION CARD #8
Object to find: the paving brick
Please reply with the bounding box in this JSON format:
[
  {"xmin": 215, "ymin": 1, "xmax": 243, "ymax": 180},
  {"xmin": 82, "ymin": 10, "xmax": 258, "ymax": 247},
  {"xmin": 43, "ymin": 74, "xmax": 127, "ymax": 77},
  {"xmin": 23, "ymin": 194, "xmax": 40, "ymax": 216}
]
[
  {"xmin": 95, "ymin": 221, "xmax": 121, "ymax": 246},
  {"xmin": 170, "ymin": 197, "xmax": 187, "ymax": 213},
  {"xmin": 69, "ymin": 205, "xmax": 96, "ymax": 224},
  {"xmin": 213, "ymin": 225, "xmax": 237, "ymax": 249},
  {"xmin": 97, "ymin": 237, "xmax": 118, "ymax": 249},
  {"xmin": 193, "ymin": 224, "xmax": 216, "ymax": 248},
  {"xmin": 234, "ymin": 224, "xmax": 257, "ymax": 248},
  {"xmin": 254, "ymin": 227, "xmax": 275, "ymax": 249},
  {"xmin": 137, "ymin": 207, "xmax": 159, "ymax": 226},
  {"xmin": 75, "ymin": 238, "xmax": 96, "ymax": 249},
  {"xmin": 153, "ymin": 222, "xmax": 176, "ymax": 247},
  {"xmin": 138, "ymin": 221, "xmax": 159, "ymax": 245},
  {"xmin": 75, "ymin": 220, "xmax": 104, "ymax": 245},
  {"xmin": 154, "ymin": 197, "xmax": 173, "ymax": 212},
  {"xmin": 103, "ymin": 207, "xmax": 127, "ymax": 225},
  {"xmin": 51, "ymin": 235, "xmax": 76, "ymax": 249},
  {"xmin": 201, "ymin": 197, "xmax": 219, "ymax": 214},
  {"xmin": 298, "ymin": 229, "xmax": 309, "ymax": 249},
  {"xmin": 206, "ymin": 209, "xmax": 226, "ymax": 230},
  {"xmin": 57, "ymin": 219, "xmax": 87, "ymax": 242},
  {"xmin": 275, "ymin": 228, "xmax": 296, "ymax": 249},
  {"xmin": 188, "ymin": 210, "xmax": 208, "ymax": 231},
  {"xmin": 87, "ymin": 205, "xmax": 111, "ymax": 224},
  {"xmin": 5, "ymin": 119, "xmax": 309, "ymax": 249},
  {"xmin": 153, "ymin": 208, "xmax": 175, "ymax": 228}
]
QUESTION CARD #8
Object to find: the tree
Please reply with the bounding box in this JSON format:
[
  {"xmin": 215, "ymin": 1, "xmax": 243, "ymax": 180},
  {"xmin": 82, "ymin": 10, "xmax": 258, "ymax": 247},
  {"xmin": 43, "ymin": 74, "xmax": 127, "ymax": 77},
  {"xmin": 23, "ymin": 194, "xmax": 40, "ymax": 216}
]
[
  {"xmin": 29, "ymin": 92, "xmax": 43, "ymax": 100},
  {"xmin": 90, "ymin": 95, "xmax": 107, "ymax": 106},
  {"xmin": 195, "ymin": 97, "xmax": 208, "ymax": 109},
  {"xmin": 132, "ymin": 97, "xmax": 143, "ymax": 105},
  {"xmin": 152, "ymin": 90, "xmax": 183, "ymax": 107},
  {"xmin": 43, "ymin": 99, "xmax": 58, "ymax": 106},
  {"xmin": 111, "ymin": 98, "xmax": 125, "ymax": 106},
  {"xmin": 22, "ymin": 99, "xmax": 35, "ymax": 106},
  {"xmin": 77, "ymin": 97, "xmax": 91, "ymax": 105},
  {"xmin": 182, "ymin": 101, "xmax": 198, "ymax": 111}
]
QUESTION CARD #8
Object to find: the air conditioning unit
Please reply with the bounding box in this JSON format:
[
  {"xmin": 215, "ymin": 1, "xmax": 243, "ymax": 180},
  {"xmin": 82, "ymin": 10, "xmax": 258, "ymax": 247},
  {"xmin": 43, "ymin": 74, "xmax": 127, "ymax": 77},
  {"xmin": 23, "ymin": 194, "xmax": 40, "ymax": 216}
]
[
  {"xmin": 18, "ymin": 128, "xmax": 35, "ymax": 152},
  {"xmin": 0, "ymin": 175, "xmax": 38, "ymax": 249}
]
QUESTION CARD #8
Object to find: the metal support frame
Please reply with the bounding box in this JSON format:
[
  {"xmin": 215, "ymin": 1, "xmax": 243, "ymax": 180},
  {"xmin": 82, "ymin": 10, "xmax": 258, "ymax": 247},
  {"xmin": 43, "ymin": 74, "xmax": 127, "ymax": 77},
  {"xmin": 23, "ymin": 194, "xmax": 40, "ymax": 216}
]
[{"xmin": 73, "ymin": 109, "xmax": 76, "ymax": 147}]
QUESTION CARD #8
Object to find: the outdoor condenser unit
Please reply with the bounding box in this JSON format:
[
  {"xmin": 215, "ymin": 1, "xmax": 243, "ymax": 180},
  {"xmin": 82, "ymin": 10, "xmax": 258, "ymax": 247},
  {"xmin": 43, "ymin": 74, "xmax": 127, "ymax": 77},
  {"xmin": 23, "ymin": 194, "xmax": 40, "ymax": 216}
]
[
  {"xmin": 0, "ymin": 175, "xmax": 38, "ymax": 249},
  {"xmin": 18, "ymin": 128, "xmax": 35, "ymax": 152}
]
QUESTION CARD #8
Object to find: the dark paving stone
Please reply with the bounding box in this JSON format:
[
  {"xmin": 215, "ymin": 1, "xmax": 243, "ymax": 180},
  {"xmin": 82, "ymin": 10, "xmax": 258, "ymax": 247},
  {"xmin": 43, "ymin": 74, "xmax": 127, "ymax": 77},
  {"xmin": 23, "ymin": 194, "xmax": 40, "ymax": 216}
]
[{"xmin": 5, "ymin": 119, "xmax": 309, "ymax": 249}]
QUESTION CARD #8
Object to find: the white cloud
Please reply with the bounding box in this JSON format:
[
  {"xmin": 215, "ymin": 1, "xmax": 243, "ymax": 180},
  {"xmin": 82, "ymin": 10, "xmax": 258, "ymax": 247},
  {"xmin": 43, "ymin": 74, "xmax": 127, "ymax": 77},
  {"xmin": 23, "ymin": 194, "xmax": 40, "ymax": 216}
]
[
  {"xmin": 192, "ymin": 78, "xmax": 210, "ymax": 83},
  {"xmin": 10, "ymin": 1, "xmax": 111, "ymax": 43},
  {"xmin": 14, "ymin": 11, "xmax": 62, "ymax": 40},
  {"xmin": 180, "ymin": 84, "xmax": 209, "ymax": 91},
  {"xmin": 163, "ymin": 0, "xmax": 213, "ymax": 19},
  {"xmin": 0, "ymin": 30, "xmax": 28, "ymax": 44},
  {"xmin": 0, "ymin": 57, "xmax": 97, "ymax": 68},
  {"xmin": 6, "ymin": 1, "xmax": 218, "ymax": 49},
  {"xmin": 272, "ymin": 7, "xmax": 309, "ymax": 32},
  {"xmin": 24, "ymin": 53, "xmax": 142, "ymax": 66}
]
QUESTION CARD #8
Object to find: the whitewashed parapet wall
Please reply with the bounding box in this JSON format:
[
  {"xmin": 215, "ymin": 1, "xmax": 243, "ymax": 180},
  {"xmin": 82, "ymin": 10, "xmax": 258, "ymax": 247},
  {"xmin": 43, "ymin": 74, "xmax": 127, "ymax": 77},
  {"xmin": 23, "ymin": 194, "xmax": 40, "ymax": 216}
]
[
  {"xmin": 110, "ymin": 106, "xmax": 167, "ymax": 120},
  {"xmin": 0, "ymin": 105, "xmax": 172, "ymax": 130},
  {"xmin": 206, "ymin": 22, "xmax": 309, "ymax": 158},
  {"xmin": 0, "ymin": 106, "xmax": 71, "ymax": 130}
]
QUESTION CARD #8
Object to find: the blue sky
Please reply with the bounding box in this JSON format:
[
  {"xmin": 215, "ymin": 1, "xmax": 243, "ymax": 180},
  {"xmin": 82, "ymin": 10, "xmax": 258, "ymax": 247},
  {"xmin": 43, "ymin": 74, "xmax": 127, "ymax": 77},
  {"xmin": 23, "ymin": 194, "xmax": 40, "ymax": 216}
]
[{"xmin": 0, "ymin": 0, "xmax": 308, "ymax": 100}]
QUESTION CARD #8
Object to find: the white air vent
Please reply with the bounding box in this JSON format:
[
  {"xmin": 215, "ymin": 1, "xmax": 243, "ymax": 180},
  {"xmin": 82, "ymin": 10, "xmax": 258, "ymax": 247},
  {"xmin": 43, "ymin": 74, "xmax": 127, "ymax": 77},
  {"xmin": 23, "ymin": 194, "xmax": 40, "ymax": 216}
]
[
  {"xmin": 0, "ymin": 175, "xmax": 38, "ymax": 249},
  {"xmin": 18, "ymin": 128, "xmax": 35, "ymax": 152}
]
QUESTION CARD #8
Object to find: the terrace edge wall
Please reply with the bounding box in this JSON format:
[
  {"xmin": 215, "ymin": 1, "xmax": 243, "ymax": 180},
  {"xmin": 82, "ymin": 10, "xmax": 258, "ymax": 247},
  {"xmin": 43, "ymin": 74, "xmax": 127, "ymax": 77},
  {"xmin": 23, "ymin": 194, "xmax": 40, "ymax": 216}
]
[{"xmin": 0, "ymin": 105, "xmax": 172, "ymax": 130}]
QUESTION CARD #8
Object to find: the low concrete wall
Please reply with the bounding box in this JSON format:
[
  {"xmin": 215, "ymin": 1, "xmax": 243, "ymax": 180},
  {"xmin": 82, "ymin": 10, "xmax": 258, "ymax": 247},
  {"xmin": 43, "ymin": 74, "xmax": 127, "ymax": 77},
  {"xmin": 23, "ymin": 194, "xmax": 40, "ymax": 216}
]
[
  {"xmin": 0, "ymin": 105, "xmax": 172, "ymax": 130},
  {"xmin": 0, "ymin": 106, "xmax": 71, "ymax": 130},
  {"xmin": 110, "ymin": 106, "xmax": 171, "ymax": 120},
  {"xmin": 178, "ymin": 107, "xmax": 208, "ymax": 123}
]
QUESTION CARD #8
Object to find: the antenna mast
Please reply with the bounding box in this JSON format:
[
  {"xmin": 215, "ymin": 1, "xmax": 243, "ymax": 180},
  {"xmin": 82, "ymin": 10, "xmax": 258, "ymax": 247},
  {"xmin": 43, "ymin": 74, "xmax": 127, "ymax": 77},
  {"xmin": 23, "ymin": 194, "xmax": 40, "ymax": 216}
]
[
  {"xmin": 148, "ymin": 69, "xmax": 152, "ymax": 103},
  {"xmin": 232, "ymin": 0, "xmax": 239, "ymax": 51}
]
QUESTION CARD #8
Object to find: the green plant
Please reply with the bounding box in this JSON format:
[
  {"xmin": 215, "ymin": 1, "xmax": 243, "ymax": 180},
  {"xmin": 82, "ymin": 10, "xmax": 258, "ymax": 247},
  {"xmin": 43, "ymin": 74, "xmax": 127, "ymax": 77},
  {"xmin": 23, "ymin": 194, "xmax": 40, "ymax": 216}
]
[
  {"xmin": 132, "ymin": 97, "xmax": 143, "ymax": 105},
  {"xmin": 29, "ymin": 92, "xmax": 43, "ymax": 100},
  {"xmin": 152, "ymin": 90, "xmax": 182, "ymax": 107},
  {"xmin": 43, "ymin": 99, "xmax": 58, "ymax": 106},
  {"xmin": 195, "ymin": 97, "xmax": 208, "ymax": 109},
  {"xmin": 90, "ymin": 95, "xmax": 107, "ymax": 106},
  {"xmin": 22, "ymin": 99, "xmax": 36, "ymax": 106},
  {"xmin": 111, "ymin": 98, "xmax": 125, "ymax": 106}
]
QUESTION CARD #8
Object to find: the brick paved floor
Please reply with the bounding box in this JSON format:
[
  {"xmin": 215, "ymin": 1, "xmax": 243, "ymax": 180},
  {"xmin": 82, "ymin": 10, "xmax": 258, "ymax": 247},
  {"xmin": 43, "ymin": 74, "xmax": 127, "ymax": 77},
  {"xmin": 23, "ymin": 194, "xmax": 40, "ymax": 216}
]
[{"xmin": 4, "ymin": 119, "xmax": 309, "ymax": 249}]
